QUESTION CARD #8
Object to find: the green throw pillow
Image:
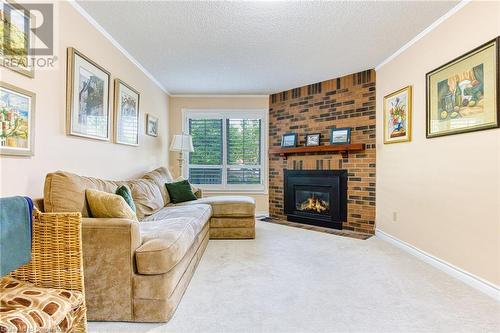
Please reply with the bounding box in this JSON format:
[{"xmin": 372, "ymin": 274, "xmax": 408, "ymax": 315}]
[
  {"xmin": 165, "ymin": 180, "xmax": 197, "ymax": 204},
  {"xmin": 115, "ymin": 185, "xmax": 136, "ymax": 213}
]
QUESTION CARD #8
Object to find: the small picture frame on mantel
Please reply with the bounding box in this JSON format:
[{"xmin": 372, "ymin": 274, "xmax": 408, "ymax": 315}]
[
  {"xmin": 281, "ymin": 133, "xmax": 297, "ymax": 147},
  {"xmin": 330, "ymin": 128, "xmax": 351, "ymax": 144},
  {"xmin": 305, "ymin": 133, "xmax": 321, "ymax": 146}
]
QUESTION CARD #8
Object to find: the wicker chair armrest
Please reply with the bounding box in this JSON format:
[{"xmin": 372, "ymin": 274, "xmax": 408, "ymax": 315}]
[{"xmin": 10, "ymin": 210, "xmax": 85, "ymax": 293}]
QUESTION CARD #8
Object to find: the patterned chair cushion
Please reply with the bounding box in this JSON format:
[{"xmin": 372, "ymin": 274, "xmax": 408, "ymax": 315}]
[{"xmin": 0, "ymin": 277, "xmax": 84, "ymax": 333}]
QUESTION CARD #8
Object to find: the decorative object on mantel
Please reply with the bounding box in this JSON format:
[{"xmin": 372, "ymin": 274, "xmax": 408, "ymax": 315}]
[
  {"xmin": 0, "ymin": 82, "xmax": 36, "ymax": 156},
  {"xmin": 146, "ymin": 113, "xmax": 158, "ymax": 136},
  {"xmin": 170, "ymin": 133, "xmax": 194, "ymax": 176},
  {"xmin": 384, "ymin": 85, "xmax": 412, "ymax": 144},
  {"xmin": 66, "ymin": 47, "xmax": 111, "ymax": 141},
  {"xmin": 269, "ymin": 143, "xmax": 365, "ymax": 159},
  {"xmin": 114, "ymin": 79, "xmax": 140, "ymax": 146},
  {"xmin": 305, "ymin": 133, "xmax": 321, "ymax": 146},
  {"xmin": 426, "ymin": 37, "xmax": 499, "ymax": 138},
  {"xmin": 281, "ymin": 133, "xmax": 297, "ymax": 147},
  {"xmin": 330, "ymin": 127, "xmax": 351, "ymax": 144},
  {"xmin": 0, "ymin": 1, "xmax": 35, "ymax": 78}
]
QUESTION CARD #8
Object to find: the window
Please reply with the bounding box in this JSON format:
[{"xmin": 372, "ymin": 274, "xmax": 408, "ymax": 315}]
[{"xmin": 184, "ymin": 109, "xmax": 267, "ymax": 192}]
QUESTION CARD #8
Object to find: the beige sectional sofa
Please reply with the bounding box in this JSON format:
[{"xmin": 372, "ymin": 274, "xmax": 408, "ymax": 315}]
[{"xmin": 41, "ymin": 167, "xmax": 255, "ymax": 322}]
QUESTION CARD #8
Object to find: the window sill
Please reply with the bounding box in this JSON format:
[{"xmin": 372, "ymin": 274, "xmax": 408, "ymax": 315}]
[{"xmin": 201, "ymin": 188, "xmax": 268, "ymax": 195}]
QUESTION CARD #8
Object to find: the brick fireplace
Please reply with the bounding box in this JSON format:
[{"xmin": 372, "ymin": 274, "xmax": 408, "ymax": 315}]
[{"xmin": 268, "ymin": 70, "xmax": 376, "ymax": 234}]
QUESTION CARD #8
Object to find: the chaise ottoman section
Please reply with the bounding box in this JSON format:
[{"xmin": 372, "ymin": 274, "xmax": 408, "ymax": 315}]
[{"xmin": 175, "ymin": 196, "xmax": 256, "ymax": 239}]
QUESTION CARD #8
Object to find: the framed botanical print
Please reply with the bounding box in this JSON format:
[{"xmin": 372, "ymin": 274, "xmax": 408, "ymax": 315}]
[
  {"xmin": 114, "ymin": 79, "xmax": 140, "ymax": 146},
  {"xmin": 281, "ymin": 133, "xmax": 297, "ymax": 147},
  {"xmin": 146, "ymin": 114, "xmax": 158, "ymax": 137},
  {"xmin": 330, "ymin": 128, "xmax": 351, "ymax": 144},
  {"xmin": 0, "ymin": 82, "xmax": 36, "ymax": 156},
  {"xmin": 66, "ymin": 47, "xmax": 111, "ymax": 141},
  {"xmin": 0, "ymin": 0, "xmax": 35, "ymax": 78},
  {"xmin": 384, "ymin": 86, "xmax": 412, "ymax": 144},
  {"xmin": 426, "ymin": 37, "xmax": 499, "ymax": 138}
]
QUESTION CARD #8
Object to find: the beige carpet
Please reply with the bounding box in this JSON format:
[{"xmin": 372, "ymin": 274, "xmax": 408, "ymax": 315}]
[{"xmin": 89, "ymin": 221, "xmax": 500, "ymax": 333}]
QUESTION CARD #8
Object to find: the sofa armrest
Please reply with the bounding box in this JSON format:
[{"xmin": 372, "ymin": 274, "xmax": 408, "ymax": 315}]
[{"xmin": 81, "ymin": 217, "xmax": 141, "ymax": 321}]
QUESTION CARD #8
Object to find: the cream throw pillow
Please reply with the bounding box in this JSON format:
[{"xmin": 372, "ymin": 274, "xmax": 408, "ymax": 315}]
[{"xmin": 86, "ymin": 189, "xmax": 137, "ymax": 220}]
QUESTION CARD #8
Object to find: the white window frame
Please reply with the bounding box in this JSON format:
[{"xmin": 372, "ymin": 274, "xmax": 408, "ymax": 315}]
[{"xmin": 182, "ymin": 108, "xmax": 268, "ymax": 194}]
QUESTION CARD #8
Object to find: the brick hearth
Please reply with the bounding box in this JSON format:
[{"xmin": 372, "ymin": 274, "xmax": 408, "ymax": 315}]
[{"xmin": 268, "ymin": 69, "xmax": 376, "ymax": 234}]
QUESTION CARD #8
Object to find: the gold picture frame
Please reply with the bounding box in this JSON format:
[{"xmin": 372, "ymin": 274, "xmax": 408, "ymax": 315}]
[
  {"xmin": 66, "ymin": 47, "xmax": 111, "ymax": 141},
  {"xmin": 114, "ymin": 79, "xmax": 140, "ymax": 146},
  {"xmin": 426, "ymin": 37, "xmax": 499, "ymax": 138},
  {"xmin": 0, "ymin": 0, "xmax": 35, "ymax": 78},
  {"xmin": 0, "ymin": 81, "xmax": 36, "ymax": 156},
  {"xmin": 383, "ymin": 86, "xmax": 412, "ymax": 144}
]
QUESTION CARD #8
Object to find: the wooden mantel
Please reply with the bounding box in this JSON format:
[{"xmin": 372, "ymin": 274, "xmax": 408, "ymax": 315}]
[{"xmin": 268, "ymin": 143, "xmax": 365, "ymax": 159}]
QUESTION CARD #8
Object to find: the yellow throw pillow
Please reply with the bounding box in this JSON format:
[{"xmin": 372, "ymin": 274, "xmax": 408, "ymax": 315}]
[{"xmin": 85, "ymin": 189, "xmax": 137, "ymax": 220}]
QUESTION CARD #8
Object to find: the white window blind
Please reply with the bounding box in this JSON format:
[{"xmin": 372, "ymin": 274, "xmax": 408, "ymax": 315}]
[{"xmin": 184, "ymin": 110, "xmax": 267, "ymax": 192}]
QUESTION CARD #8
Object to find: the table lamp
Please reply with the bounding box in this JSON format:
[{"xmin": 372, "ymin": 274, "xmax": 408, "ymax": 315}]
[{"xmin": 169, "ymin": 133, "xmax": 194, "ymax": 176}]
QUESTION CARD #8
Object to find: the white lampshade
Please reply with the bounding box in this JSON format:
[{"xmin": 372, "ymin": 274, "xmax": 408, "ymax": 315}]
[{"xmin": 169, "ymin": 134, "xmax": 194, "ymax": 152}]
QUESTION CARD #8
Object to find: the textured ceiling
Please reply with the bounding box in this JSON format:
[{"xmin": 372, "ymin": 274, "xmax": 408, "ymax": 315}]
[{"xmin": 77, "ymin": 1, "xmax": 458, "ymax": 95}]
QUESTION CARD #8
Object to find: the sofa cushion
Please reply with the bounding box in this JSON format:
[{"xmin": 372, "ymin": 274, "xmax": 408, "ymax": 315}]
[
  {"xmin": 142, "ymin": 167, "xmax": 174, "ymax": 206},
  {"xmin": 127, "ymin": 179, "xmax": 164, "ymax": 220},
  {"xmin": 44, "ymin": 171, "xmax": 163, "ymax": 219},
  {"xmin": 44, "ymin": 171, "xmax": 125, "ymax": 217},
  {"xmin": 0, "ymin": 277, "xmax": 84, "ymax": 333},
  {"xmin": 136, "ymin": 204, "xmax": 211, "ymax": 274},
  {"xmin": 86, "ymin": 189, "xmax": 137, "ymax": 220},
  {"xmin": 174, "ymin": 196, "xmax": 255, "ymax": 217}
]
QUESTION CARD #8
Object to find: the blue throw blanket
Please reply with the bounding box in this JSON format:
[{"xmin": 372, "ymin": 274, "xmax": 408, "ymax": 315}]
[{"xmin": 0, "ymin": 196, "xmax": 33, "ymax": 276}]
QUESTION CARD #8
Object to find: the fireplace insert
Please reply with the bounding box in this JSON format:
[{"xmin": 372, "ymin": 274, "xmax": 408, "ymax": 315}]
[{"xmin": 284, "ymin": 169, "xmax": 347, "ymax": 229}]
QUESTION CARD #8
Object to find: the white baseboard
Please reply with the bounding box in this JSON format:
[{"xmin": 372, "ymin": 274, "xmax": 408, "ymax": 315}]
[{"xmin": 375, "ymin": 228, "xmax": 500, "ymax": 302}]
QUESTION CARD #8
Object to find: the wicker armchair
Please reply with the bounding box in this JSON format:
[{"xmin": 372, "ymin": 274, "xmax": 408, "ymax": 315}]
[{"xmin": 8, "ymin": 209, "xmax": 87, "ymax": 333}]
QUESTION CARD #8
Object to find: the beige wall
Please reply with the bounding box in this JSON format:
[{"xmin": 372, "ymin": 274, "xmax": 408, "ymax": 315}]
[
  {"xmin": 0, "ymin": 2, "xmax": 169, "ymax": 198},
  {"xmin": 169, "ymin": 96, "xmax": 269, "ymax": 213},
  {"xmin": 376, "ymin": 1, "xmax": 500, "ymax": 286}
]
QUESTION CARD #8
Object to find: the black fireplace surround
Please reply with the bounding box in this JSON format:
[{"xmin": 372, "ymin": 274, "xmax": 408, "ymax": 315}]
[{"xmin": 284, "ymin": 169, "xmax": 347, "ymax": 229}]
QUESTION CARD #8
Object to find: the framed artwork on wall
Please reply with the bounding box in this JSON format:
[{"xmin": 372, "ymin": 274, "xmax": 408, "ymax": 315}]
[
  {"xmin": 383, "ymin": 86, "xmax": 412, "ymax": 144},
  {"xmin": 330, "ymin": 128, "xmax": 351, "ymax": 144},
  {"xmin": 114, "ymin": 79, "xmax": 140, "ymax": 146},
  {"xmin": 281, "ymin": 133, "xmax": 297, "ymax": 147},
  {"xmin": 66, "ymin": 47, "xmax": 111, "ymax": 141},
  {"xmin": 0, "ymin": 0, "xmax": 35, "ymax": 78},
  {"xmin": 305, "ymin": 133, "xmax": 321, "ymax": 146},
  {"xmin": 146, "ymin": 114, "xmax": 158, "ymax": 137},
  {"xmin": 426, "ymin": 37, "xmax": 499, "ymax": 138},
  {"xmin": 0, "ymin": 82, "xmax": 36, "ymax": 156}
]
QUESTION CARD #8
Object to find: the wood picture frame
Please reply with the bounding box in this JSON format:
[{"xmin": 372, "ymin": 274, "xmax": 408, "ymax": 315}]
[
  {"xmin": 0, "ymin": 0, "xmax": 35, "ymax": 78},
  {"xmin": 66, "ymin": 47, "xmax": 111, "ymax": 141},
  {"xmin": 384, "ymin": 86, "xmax": 412, "ymax": 144},
  {"xmin": 0, "ymin": 82, "xmax": 36, "ymax": 156},
  {"xmin": 114, "ymin": 79, "xmax": 140, "ymax": 146},
  {"xmin": 146, "ymin": 113, "xmax": 158, "ymax": 137},
  {"xmin": 426, "ymin": 37, "xmax": 499, "ymax": 138}
]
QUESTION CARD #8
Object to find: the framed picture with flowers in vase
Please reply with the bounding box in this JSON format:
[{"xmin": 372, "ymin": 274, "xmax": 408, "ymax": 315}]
[{"xmin": 383, "ymin": 86, "xmax": 412, "ymax": 144}]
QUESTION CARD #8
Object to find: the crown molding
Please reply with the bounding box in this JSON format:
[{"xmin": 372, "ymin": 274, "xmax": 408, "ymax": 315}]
[
  {"xmin": 68, "ymin": 0, "xmax": 169, "ymax": 95},
  {"xmin": 170, "ymin": 94, "xmax": 269, "ymax": 98},
  {"xmin": 375, "ymin": 0, "xmax": 472, "ymax": 71}
]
